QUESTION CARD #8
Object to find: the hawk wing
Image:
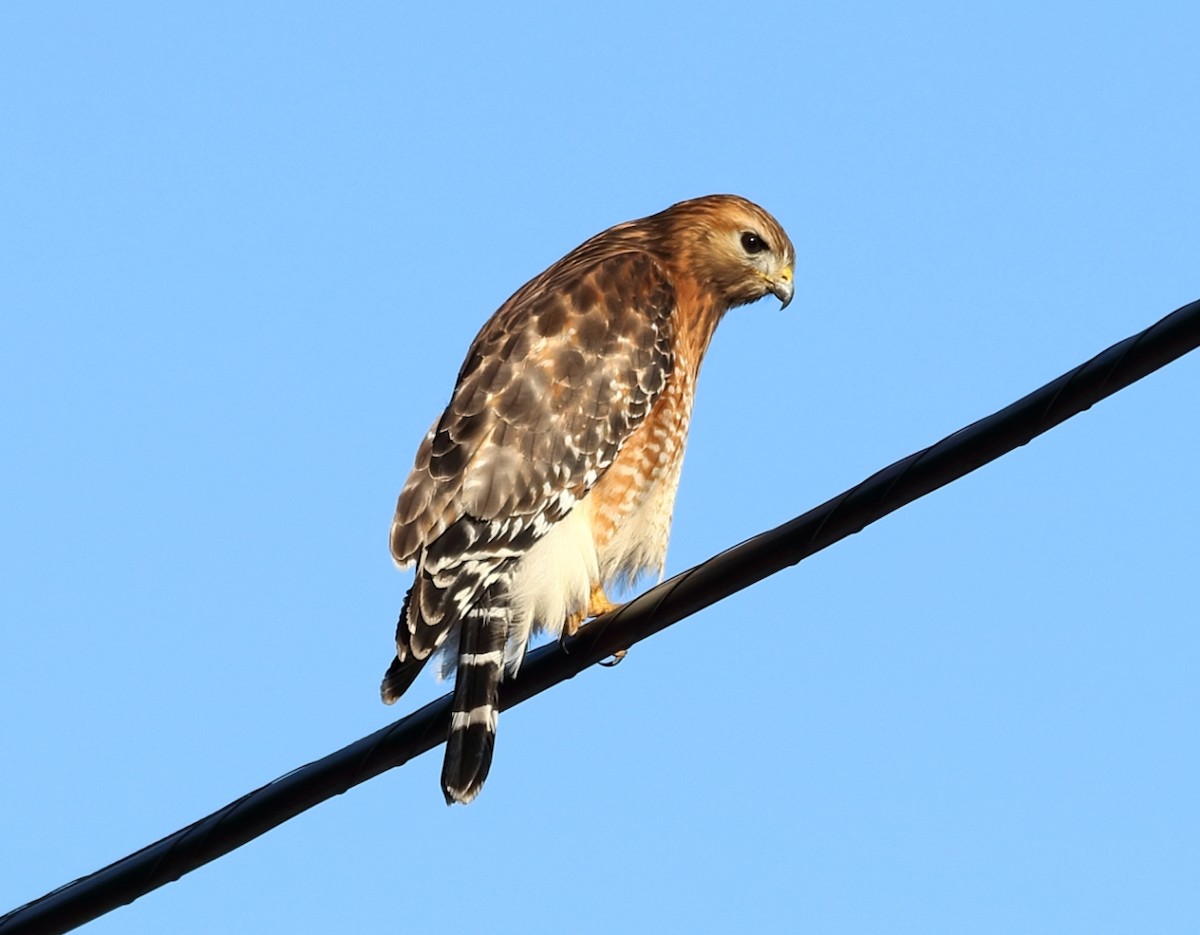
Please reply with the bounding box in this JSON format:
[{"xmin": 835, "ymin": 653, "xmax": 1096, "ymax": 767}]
[{"xmin": 386, "ymin": 249, "xmax": 675, "ymax": 683}]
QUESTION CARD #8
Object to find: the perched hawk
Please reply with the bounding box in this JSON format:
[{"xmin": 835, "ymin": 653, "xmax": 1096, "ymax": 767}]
[{"xmin": 383, "ymin": 194, "xmax": 795, "ymax": 804}]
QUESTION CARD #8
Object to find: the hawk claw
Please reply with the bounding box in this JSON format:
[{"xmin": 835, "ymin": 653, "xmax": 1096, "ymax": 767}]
[
  {"xmin": 561, "ymin": 585, "xmax": 626, "ymax": 659},
  {"xmin": 598, "ymin": 649, "xmax": 627, "ymax": 668},
  {"xmin": 563, "ymin": 584, "xmax": 622, "ymax": 639},
  {"xmin": 587, "ymin": 586, "xmax": 621, "ymax": 619},
  {"xmin": 563, "ymin": 608, "xmax": 586, "ymax": 638}
]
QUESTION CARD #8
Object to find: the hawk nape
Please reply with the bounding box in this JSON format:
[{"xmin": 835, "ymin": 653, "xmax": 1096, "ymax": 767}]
[{"xmin": 382, "ymin": 194, "xmax": 795, "ymax": 804}]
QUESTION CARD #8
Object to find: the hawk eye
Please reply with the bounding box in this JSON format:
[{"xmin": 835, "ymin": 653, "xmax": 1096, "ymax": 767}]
[{"xmin": 740, "ymin": 231, "xmax": 768, "ymax": 255}]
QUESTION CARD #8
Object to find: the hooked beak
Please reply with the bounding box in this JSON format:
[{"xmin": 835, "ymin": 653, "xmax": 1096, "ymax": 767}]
[{"xmin": 769, "ymin": 265, "xmax": 794, "ymax": 309}]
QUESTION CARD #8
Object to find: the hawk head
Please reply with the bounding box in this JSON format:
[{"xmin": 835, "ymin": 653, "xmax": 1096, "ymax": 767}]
[{"xmin": 650, "ymin": 194, "xmax": 796, "ymax": 311}]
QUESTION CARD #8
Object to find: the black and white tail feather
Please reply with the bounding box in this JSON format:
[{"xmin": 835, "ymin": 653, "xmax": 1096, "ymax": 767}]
[
  {"xmin": 381, "ymin": 571, "xmax": 515, "ymax": 804},
  {"xmin": 439, "ymin": 574, "xmax": 512, "ymax": 804},
  {"xmin": 382, "ymin": 511, "xmax": 549, "ymax": 804}
]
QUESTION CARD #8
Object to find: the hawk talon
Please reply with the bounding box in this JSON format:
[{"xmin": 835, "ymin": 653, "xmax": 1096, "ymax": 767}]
[
  {"xmin": 562, "ymin": 586, "xmax": 621, "ymax": 642},
  {"xmin": 587, "ymin": 586, "xmax": 621, "ymax": 619},
  {"xmin": 563, "ymin": 608, "xmax": 586, "ymax": 638},
  {"xmin": 599, "ymin": 649, "xmax": 628, "ymax": 667}
]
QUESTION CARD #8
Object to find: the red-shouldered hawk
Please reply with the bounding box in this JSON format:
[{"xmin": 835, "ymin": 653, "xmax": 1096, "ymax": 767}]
[{"xmin": 383, "ymin": 194, "xmax": 795, "ymax": 804}]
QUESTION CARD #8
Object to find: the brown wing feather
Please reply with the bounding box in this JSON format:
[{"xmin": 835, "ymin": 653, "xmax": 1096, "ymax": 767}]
[
  {"xmin": 391, "ymin": 249, "xmax": 674, "ymax": 567},
  {"xmin": 386, "ymin": 250, "xmax": 675, "ymax": 675}
]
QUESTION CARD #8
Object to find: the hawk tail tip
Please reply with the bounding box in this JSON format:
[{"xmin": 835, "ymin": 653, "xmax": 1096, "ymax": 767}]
[{"xmin": 380, "ymin": 653, "xmax": 425, "ymax": 705}]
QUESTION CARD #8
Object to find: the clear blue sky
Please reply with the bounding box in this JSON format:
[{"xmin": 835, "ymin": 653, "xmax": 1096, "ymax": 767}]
[{"xmin": 2, "ymin": 3, "xmax": 1198, "ymax": 933}]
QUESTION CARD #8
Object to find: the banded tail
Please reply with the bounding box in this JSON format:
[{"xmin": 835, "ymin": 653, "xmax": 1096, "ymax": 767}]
[
  {"xmin": 440, "ymin": 576, "xmax": 511, "ymax": 804},
  {"xmin": 380, "ymin": 548, "xmax": 516, "ymax": 805}
]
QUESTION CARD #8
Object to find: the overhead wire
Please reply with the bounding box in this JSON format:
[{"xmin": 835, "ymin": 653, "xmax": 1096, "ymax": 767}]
[{"xmin": 2, "ymin": 296, "xmax": 1197, "ymax": 935}]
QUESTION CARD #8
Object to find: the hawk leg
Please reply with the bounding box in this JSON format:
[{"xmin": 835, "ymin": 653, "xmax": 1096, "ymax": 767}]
[
  {"xmin": 587, "ymin": 585, "xmax": 621, "ymax": 619},
  {"xmin": 563, "ymin": 583, "xmax": 622, "ymax": 636},
  {"xmin": 562, "ymin": 584, "xmax": 628, "ymax": 666},
  {"xmin": 588, "ymin": 587, "xmax": 629, "ymax": 664}
]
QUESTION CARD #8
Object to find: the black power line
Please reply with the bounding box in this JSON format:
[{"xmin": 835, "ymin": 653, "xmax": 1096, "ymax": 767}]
[{"xmin": 3, "ymin": 297, "xmax": 1198, "ymax": 935}]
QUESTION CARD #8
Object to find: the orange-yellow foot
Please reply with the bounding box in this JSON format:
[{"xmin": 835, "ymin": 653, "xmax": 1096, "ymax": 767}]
[
  {"xmin": 587, "ymin": 584, "xmax": 621, "ymax": 618},
  {"xmin": 561, "ymin": 585, "xmax": 629, "ymax": 661},
  {"xmin": 564, "ymin": 584, "xmax": 622, "ymax": 636},
  {"xmin": 587, "ymin": 585, "xmax": 628, "ymax": 665},
  {"xmin": 564, "ymin": 607, "xmax": 586, "ymax": 638}
]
